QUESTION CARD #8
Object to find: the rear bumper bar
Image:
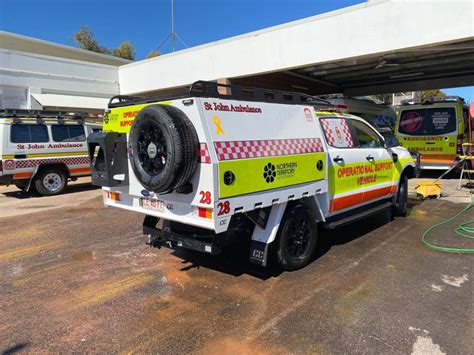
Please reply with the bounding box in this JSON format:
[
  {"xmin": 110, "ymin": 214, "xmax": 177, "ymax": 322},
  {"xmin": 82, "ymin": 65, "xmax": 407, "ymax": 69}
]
[{"xmin": 143, "ymin": 215, "xmax": 222, "ymax": 255}]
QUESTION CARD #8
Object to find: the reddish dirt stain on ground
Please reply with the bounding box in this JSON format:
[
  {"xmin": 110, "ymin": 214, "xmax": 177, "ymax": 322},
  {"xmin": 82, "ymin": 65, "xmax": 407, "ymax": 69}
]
[{"xmin": 198, "ymin": 337, "xmax": 287, "ymax": 355}]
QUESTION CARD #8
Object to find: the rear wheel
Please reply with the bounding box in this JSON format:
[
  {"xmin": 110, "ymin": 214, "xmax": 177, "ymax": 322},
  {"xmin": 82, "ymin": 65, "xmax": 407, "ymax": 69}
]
[
  {"xmin": 393, "ymin": 175, "xmax": 408, "ymax": 216},
  {"xmin": 34, "ymin": 169, "xmax": 67, "ymax": 196},
  {"xmin": 272, "ymin": 204, "xmax": 318, "ymax": 271}
]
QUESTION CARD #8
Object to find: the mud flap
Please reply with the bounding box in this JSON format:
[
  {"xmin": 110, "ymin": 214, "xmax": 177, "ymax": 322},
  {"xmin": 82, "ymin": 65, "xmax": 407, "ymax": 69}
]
[{"xmin": 249, "ymin": 202, "xmax": 287, "ymax": 267}]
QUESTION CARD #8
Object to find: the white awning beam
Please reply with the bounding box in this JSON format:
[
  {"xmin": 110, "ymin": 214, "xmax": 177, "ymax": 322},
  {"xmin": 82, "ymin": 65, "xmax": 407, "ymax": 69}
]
[{"xmin": 31, "ymin": 93, "xmax": 109, "ymax": 110}]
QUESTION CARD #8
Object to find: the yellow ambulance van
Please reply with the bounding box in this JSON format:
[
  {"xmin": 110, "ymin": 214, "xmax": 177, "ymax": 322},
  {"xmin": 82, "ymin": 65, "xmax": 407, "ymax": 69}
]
[{"xmin": 396, "ymin": 96, "xmax": 470, "ymax": 170}]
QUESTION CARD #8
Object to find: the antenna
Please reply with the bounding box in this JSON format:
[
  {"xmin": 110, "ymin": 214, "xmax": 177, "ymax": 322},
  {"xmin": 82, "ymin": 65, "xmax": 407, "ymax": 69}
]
[{"xmin": 157, "ymin": 0, "xmax": 188, "ymax": 53}]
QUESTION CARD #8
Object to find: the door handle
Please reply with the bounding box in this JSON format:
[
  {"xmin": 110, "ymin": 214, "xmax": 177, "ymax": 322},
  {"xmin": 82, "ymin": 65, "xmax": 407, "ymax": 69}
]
[
  {"xmin": 425, "ymin": 142, "xmax": 435, "ymax": 145},
  {"xmin": 333, "ymin": 156, "xmax": 344, "ymax": 163},
  {"xmin": 14, "ymin": 154, "xmax": 27, "ymax": 159},
  {"xmin": 366, "ymin": 155, "xmax": 375, "ymax": 161}
]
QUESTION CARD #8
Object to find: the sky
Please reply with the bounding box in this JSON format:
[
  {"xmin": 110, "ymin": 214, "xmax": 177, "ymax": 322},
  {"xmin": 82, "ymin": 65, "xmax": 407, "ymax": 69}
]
[{"xmin": 0, "ymin": 0, "xmax": 472, "ymax": 102}]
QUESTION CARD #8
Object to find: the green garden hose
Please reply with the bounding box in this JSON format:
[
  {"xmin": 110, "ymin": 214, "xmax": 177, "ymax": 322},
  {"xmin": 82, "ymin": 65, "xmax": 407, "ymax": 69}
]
[{"xmin": 421, "ymin": 194, "xmax": 474, "ymax": 253}]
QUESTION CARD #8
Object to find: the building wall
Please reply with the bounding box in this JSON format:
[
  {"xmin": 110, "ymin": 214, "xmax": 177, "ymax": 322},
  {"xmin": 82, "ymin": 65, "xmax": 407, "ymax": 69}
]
[{"xmin": 0, "ymin": 49, "xmax": 120, "ymax": 110}]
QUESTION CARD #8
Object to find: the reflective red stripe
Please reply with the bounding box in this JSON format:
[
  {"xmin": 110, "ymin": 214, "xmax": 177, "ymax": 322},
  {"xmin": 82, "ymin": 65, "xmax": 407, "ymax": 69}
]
[
  {"xmin": 69, "ymin": 167, "xmax": 91, "ymax": 174},
  {"xmin": 330, "ymin": 185, "xmax": 396, "ymax": 212},
  {"xmin": 421, "ymin": 154, "xmax": 456, "ymax": 163},
  {"xmin": 13, "ymin": 172, "xmax": 33, "ymax": 179}
]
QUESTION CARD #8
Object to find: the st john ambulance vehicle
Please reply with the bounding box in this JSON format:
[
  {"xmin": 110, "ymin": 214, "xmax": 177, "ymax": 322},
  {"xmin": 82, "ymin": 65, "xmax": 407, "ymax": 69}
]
[
  {"xmin": 88, "ymin": 81, "xmax": 416, "ymax": 270},
  {"xmin": 0, "ymin": 110, "xmax": 100, "ymax": 195},
  {"xmin": 396, "ymin": 96, "xmax": 470, "ymax": 170}
]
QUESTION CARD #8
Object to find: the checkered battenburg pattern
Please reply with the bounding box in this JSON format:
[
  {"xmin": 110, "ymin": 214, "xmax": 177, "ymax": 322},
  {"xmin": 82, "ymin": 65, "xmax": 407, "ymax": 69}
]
[
  {"xmin": 214, "ymin": 138, "xmax": 324, "ymax": 161},
  {"xmin": 200, "ymin": 143, "xmax": 211, "ymax": 164},
  {"xmin": 320, "ymin": 118, "xmax": 354, "ymax": 148},
  {"xmin": 13, "ymin": 156, "xmax": 90, "ymax": 169},
  {"xmin": 340, "ymin": 119, "xmax": 354, "ymax": 147}
]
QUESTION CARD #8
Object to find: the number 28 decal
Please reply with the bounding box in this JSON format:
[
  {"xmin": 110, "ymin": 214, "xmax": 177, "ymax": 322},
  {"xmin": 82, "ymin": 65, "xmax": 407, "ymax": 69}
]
[
  {"xmin": 217, "ymin": 201, "xmax": 230, "ymax": 216},
  {"xmin": 199, "ymin": 191, "xmax": 230, "ymax": 216},
  {"xmin": 199, "ymin": 191, "xmax": 212, "ymax": 204}
]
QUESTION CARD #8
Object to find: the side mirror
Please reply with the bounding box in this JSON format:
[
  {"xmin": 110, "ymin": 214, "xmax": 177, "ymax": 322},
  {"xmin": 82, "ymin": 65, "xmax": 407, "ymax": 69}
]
[{"xmin": 383, "ymin": 133, "xmax": 400, "ymax": 148}]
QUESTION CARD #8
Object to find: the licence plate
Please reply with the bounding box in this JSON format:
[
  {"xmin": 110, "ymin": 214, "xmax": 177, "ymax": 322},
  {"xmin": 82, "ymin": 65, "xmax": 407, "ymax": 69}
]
[{"xmin": 140, "ymin": 198, "xmax": 165, "ymax": 212}]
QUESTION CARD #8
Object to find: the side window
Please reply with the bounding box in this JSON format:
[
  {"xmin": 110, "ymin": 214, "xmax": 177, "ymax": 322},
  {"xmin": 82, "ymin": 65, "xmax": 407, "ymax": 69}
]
[
  {"xmin": 350, "ymin": 120, "xmax": 383, "ymax": 148},
  {"xmin": 68, "ymin": 125, "xmax": 86, "ymax": 141},
  {"xmin": 11, "ymin": 124, "xmax": 49, "ymax": 143},
  {"xmin": 52, "ymin": 125, "xmax": 86, "ymax": 142},
  {"xmin": 10, "ymin": 125, "xmax": 30, "ymax": 143},
  {"xmin": 320, "ymin": 118, "xmax": 354, "ymax": 148}
]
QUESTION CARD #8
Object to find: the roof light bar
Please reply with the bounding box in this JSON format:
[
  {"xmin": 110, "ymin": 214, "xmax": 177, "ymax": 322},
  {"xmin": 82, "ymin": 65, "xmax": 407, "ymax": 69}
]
[{"xmin": 400, "ymin": 96, "xmax": 465, "ymax": 105}]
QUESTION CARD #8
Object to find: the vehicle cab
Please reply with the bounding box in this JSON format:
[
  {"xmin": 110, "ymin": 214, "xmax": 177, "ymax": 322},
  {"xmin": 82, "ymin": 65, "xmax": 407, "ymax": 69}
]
[{"xmin": 315, "ymin": 111, "xmax": 415, "ymax": 217}]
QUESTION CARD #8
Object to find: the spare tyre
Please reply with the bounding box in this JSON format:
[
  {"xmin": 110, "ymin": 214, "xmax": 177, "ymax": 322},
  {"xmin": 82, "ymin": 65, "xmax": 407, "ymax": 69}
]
[{"xmin": 128, "ymin": 104, "xmax": 199, "ymax": 193}]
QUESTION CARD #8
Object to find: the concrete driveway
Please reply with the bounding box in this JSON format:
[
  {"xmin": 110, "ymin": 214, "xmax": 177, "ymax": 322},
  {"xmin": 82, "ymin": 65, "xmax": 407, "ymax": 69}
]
[{"xmin": 0, "ymin": 180, "xmax": 472, "ymax": 354}]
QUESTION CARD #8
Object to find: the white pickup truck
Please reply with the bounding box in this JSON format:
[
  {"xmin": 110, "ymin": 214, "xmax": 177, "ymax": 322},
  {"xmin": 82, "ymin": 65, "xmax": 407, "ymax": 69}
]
[{"xmin": 88, "ymin": 81, "xmax": 416, "ymax": 270}]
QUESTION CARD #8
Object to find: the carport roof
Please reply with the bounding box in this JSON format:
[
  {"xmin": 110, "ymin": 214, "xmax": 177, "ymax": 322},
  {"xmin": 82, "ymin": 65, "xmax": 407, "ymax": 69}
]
[
  {"xmin": 233, "ymin": 39, "xmax": 474, "ymax": 96},
  {"xmin": 119, "ymin": 0, "xmax": 474, "ymax": 96}
]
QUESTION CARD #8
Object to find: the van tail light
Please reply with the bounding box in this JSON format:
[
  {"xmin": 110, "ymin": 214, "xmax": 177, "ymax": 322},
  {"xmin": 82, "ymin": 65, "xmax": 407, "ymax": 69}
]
[
  {"xmin": 198, "ymin": 208, "xmax": 213, "ymax": 219},
  {"xmin": 104, "ymin": 191, "xmax": 121, "ymax": 201},
  {"xmin": 456, "ymin": 134, "xmax": 464, "ymax": 155},
  {"xmin": 0, "ymin": 160, "xmax": 2, "ymax": 173}
]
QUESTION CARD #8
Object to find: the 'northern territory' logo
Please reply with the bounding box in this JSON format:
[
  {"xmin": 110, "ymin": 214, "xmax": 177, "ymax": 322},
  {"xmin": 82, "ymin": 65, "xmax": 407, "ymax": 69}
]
[
  {"xmin": 263, "ymin": 163, "xmax": 276, "ymax": 183},
  {"xmin": 263, "ymin": 161, "xmax": 298, "ymax": 183}
]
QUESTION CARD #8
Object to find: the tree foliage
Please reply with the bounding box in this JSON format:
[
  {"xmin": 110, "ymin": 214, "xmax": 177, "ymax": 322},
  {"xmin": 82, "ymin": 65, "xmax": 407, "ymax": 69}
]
[
  {"xmin": 146, "ymin": 50, "xmax": 161, "ymax": 59},
  {"xmin": 73, "ymin": 26, "xmax": 136, "ymax": 60},
  {"xmin": 420, "ymin": 89, "xmax": 446, "ymax": 98},
  {"xmin": 73, "ymin": 26, "xmax": 110, "ymax": 55},
  {"xmin": 113, "ymin": 41, "xmax": 136, "ymax": 60}
]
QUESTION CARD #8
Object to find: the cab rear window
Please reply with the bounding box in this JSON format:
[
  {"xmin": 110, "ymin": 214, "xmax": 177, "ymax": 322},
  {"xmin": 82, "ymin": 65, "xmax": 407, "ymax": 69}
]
[
  {"xmin": 11, "ymin": 124, "xmax": 49, "ymax": 143},
  {"xmin": 51, "ymin": 125, "xmax": 86, "ymax": 142},
  {"xmin": 398, "ymin": 107, "xmax": 456, "ymax": 136},
  {"xmin": 320, "ymin": 118, "xmax": 354, "ymax": 148}
]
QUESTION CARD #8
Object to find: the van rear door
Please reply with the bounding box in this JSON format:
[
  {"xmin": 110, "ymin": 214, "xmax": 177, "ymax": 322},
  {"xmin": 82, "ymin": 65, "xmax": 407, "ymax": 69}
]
[{"xmin": 397, "ymin": 105, "xmax": 457, "ymax": 169}]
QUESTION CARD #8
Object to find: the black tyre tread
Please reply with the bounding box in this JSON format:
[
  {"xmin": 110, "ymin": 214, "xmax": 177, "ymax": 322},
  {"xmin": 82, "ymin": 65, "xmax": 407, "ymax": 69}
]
[
  {"xmin": 272, "ymin": 203, "xmax": 318, "ymax": 271},
  {"xmin": 393, "ymin": 175, "xmax": 408, "ymax": 217},
  {"xmin": 162, "ymin": 105, "xmax": 199, "ymax": 189}
]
